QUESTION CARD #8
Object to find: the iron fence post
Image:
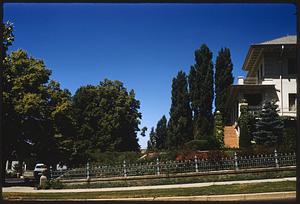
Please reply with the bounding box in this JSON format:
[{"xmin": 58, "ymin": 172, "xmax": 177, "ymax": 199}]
[
  {"xmin": 156, "ymin": 158, "xmax": 160, "ymax": 175},
  {"xmin": 274, "ymin": 149, "xmax": 279, "ymax": 168},
  {"xmin": 86, "ymin": 162, "xmax": 90, "ymax": 180},
  {"xmin": 123, "ymin": 160, "xmax": 127, "ymax": 177},
  {"xmin": 194, "ymin": 155, "xmax": 199, "ymax": 172},
  {"xmin": 234, "ymin": 152, "xmax": 239, "ymax": 170}
]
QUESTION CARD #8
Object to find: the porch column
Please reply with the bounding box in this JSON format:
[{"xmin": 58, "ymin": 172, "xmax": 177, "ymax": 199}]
[{"xmin": 6, "ymin": 160, "xmax": 9, "ymax": 170}]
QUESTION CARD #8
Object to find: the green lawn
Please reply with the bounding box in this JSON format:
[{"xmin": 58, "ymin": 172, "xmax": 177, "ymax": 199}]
[
  {"xmin": 3, "ymin": 181, "xmax": 296, "ymax": 200},
  {"xmin": 65, "ymin": 169, "xmax": 296, "ymax": 189}
]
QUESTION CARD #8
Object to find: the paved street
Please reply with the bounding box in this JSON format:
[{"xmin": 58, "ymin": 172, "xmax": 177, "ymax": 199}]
[{"xmin": 3, "ymin": 177, "xmax": 296, "ymax": 193}]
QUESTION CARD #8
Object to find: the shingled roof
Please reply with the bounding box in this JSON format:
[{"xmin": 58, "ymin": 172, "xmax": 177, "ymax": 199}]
[{"xmin": 258, "ymin": 35, "xmax": 296, "ymax": 45}]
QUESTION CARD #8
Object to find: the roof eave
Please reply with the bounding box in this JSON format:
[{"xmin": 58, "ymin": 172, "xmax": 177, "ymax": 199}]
[{"xmin": 242, "ymin": 43, "xmax": 296, "ymax": 71}]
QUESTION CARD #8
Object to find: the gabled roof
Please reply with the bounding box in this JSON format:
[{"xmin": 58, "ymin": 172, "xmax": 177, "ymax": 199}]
[
  {"xmin": 258, "ymin": 35, "xmax": 296, "ymax": 45},
  {"xmin": 242, "ymin": 35, "xmax": 297, "ymax": 71}
]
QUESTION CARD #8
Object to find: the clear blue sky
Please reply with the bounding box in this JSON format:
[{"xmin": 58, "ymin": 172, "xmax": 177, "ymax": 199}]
[{"xmin": 4, "ymin": 3, "xmax": 296, "ymax": 149}]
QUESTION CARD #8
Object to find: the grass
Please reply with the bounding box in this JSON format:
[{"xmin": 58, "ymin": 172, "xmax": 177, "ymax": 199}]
[
  {"xmin": 64, "ymin": 169, "xmax": 296, "ymax": 189},
  {"xmin": 3, "ymin": 181, "xmax": 296, "ymax": 200}
]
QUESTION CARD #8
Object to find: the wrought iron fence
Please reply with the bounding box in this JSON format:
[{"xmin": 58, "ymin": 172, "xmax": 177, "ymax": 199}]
[{"xmin": 51, "ymin": 150, "xmax": 296, "ymax": 180}]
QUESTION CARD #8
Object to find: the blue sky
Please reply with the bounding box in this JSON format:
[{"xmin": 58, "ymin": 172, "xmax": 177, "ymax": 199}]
[{"xmin": 4, "ymin": 3, "xmax": 296, "ymax": 149}]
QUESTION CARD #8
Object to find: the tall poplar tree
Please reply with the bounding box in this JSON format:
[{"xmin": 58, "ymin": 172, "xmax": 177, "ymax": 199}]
[
  {"xmin": 147, "ymin": 127, "xmax": 156, "ymax": 151},
  {"xmin": 188, "ymin": 44, "xmax": 214, "ymax": 139},
  {"xmin": 155, "ymin": 115, "xmax": 168, "ymax": 150},
  {"xmin": 167, "ymin": 71, "xmax": 193, "ymax": 149},
  {"xmin": 215, "ymin": 48, "xmax": 234, "ymax": 125}
]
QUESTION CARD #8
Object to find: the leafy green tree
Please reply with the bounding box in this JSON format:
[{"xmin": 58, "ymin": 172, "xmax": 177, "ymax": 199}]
[
  {"xmin": 2, "ymin": 21, "xmax": 15, "ymax": 184},
  {"xmin": 2, "ymin": 23, "xmax": 79, "ymax": 169},
  {"xmin": 214, "ymin": 111, "xmax": 224, "ymax": 148},
  {"xmin": 215, "ymin": 48, "xmax": 234, "ymax": 125},
  {"xmin": 73, "ymin": 79, "xmax": 142, "ymax": 154},
  {"xmin": 238, "ymin": 104, "xmax": 256, "ymax": 148},
  {"xmin": 47, "ymin": 80, "xmax": 79, "ymax": 166},
  {"xmin": 155, "ymin": 115, "xmax": 168, "ymax": 149},
  {"xmin": 2, "ymin": 49, "xmax": 77, "ymax": 168},
  {"xmin": 188, "ymin": 44, "xmax": 214, "ymax": 139},
  {"xmin": 2, "ymin": 21, "xmax": 14, "ymax": 57},
  {"xmin": 167, "ymin": 71, "xmax": 193, "ymax": 149},
  {"xmin": 253, "ymin": 100, "xmax": 284, "ymax": 147}
]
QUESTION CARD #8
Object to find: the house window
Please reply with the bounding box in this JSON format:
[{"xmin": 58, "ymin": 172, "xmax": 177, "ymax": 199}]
[
  {"xmin": 289, "ymin": 94, "xmax": 297, "ymax": 111},
  {"xmin": 288, "ymin": 58, "xmax": 296, "ymax": 75}
]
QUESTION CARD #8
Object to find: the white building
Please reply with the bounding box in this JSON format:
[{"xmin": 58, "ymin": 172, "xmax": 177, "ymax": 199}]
[{"xmin": 224, "ymin": 35, "xmax": 297, "ymax": 148}]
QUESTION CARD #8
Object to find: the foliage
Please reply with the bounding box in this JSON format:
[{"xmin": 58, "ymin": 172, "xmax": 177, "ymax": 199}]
[
  {"xmin": 183, "ymin": 137, "xmax": 218, "ymax": 151},
  {"xmin": 214, "ymin": 111, "xmax": 224, "ymax": 148},
  {"xmin": 214, "ymin": 48, "xmax": 234, "ymax": 125},
  {"xmin": 147, "ymin": 127, "xmax": 156, "ymax": 151},
  {"xmin": 147, "ymin": 116, "xmax": 168, "ymax": 151},
  {"xmin": 2, "ymin": 21, "xmax": 15, "ymax": 57},
  {"xmin": 73, "ymin": 80, "xmax": 142, "ymax": 155},
  {"xmin": 188, "ymin": 44, "xmax": 214, "ymax": 139},
  {"xmin": 155, "ymin": 115, "xmax": 168, "ymax": 149},
  {"xmin": 236, "ymin": 146, "xmax": 275, "ymax": 156},
  {"xmin": 2, "ymin": 22, "xmax": 144, "ymax": 169},
  {"xmin": 184, "ymin": 140, "xmax": 209, "ymax": 151},
  {"xmin": 5, "ymin": 171, "xmax": 17, "ymax": 179},
  {"xmin": 167, "ymin": 71, "xmax": 193, "ymax": 149},
  {"xmin": 89, "ymin": 151, "xmax": 142, "ymax": 165},
  {"xmin": 3, "ymin": 49, "xmax": 67, "ymax": 167},
  {"xmin": 253, "ymin": 100, "xmax": 284, "ymax": 147},
  {"xmin": 238, "ymin": 104, "xmax": 256, "ymax": 148},
  {"xmin": 12, "ymin": 163, "xmax": 24, "ymax": 174},
  {"xmin": 280, "ymin": 119, "xmax": 296, "ymax": 151},
  {"xmin": 40, "ymin": 179, "xmax": 64, "ymax": 190}
]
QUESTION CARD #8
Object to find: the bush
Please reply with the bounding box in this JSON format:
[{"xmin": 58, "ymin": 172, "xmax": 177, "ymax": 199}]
[
  {"xmin": 88, "ymin": 151, "xmax": 142, "ymax": 165},
  {"xmin": 184, "ymin": 137, "xmax": 219, "ymax": 151},
  {"xmin": 39, "ymin": 179, "xmax": 64, "ymax": 189},
  {"xmin": 184, "ymin": 140, "xmax": 209, "ymax": 150},
  {"xmin": 280, "ymin": 126, "xmax": 296, "ymax": 151},
  {"xmin": 5, "ymin": 171, "xmax": 17, "ymax": 178},
  {"xmin": 237, "ymin": 145, "xmax": 280, "ymax": 157}
]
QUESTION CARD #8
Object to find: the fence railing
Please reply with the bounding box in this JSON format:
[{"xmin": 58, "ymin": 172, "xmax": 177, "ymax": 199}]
[{"xmin": 50, "ymin": 150, "xmax": 296, "ymax": 180}]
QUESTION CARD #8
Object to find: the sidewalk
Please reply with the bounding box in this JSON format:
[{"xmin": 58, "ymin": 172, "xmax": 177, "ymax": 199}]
[{"xmin": 2, "ymin": 177, "xmax": 296, "ymax": 193}]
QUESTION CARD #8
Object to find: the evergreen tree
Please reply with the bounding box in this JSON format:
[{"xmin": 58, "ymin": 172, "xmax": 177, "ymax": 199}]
[
  {"xmin": 215, "ymin": 48, "xmax": 234, "ymax": 125},
  {"xmin": 238, "ymin": 104, "xmax": 256, "ymax": 148},
  {"xmin": 167, "ymin": 71, "xmax": 193, "ymax": 149},
  {"xmin": 155, "ymin": 115, "xmax": 168, "ymax": 149},
  {"xmin": 214, "ymin": 111, "xmax": 224, "ymax": 148},
  {"xmin": 147, "ymin": 127, "xmax": 156, "ymax": 151},
  {"xmin": 253, "ymin": 100, "xmax": 284, "ymax": 147},
  {"xmin": 188, "ymin": 44, "xmax": 214, "ymax": 139}
]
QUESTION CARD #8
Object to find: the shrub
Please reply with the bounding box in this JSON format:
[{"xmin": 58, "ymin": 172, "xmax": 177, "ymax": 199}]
[
  {"xmin": 89, "ymin": 151, "xmax": 142, "ymax": 165},
  {"xmin": 39, "ymin": 179, "xmax": 64, "ymax": 189},
  {"xmin": 5, "ymin": 171, "xmax": 17, "ymax": 178},
  {"xmin": 184, "ymin": 140, "xmax": 209, "ymax": 150}
]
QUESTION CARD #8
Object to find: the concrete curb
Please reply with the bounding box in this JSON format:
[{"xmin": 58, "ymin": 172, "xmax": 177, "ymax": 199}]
[{"xmin": 5, "ymin": 191, "xmax": 296, "ymax": 201}]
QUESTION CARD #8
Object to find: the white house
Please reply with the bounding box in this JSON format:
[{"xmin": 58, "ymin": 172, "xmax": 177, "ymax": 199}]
[{"xmin": 224, "ymin": 35, "xmax": 297, "ymax": 148}]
